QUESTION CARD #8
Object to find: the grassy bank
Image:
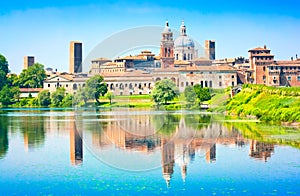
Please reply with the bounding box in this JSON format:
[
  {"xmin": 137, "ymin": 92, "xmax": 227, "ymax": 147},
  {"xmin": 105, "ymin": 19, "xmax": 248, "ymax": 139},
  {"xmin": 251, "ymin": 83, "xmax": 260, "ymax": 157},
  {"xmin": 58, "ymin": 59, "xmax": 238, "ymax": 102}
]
[{"xmin": 226, "ymin": 84, "xmax": 300, "ymax": 122}]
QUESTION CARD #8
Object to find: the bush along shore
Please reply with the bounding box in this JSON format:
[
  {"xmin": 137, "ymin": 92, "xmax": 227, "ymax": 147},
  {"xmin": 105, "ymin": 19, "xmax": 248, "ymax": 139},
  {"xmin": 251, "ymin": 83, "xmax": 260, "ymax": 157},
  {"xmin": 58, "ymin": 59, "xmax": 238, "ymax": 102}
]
[{"xmin": 226, "ymin": 84, "xmax": 300, "ymax": 123}]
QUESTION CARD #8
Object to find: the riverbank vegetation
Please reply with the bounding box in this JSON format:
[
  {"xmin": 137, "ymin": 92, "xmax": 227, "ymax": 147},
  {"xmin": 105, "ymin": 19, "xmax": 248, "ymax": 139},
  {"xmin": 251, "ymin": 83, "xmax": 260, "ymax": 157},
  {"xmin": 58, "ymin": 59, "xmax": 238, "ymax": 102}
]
[{"xmin": 226, "ymin": 84, "xmax": 300, "ymax": 122}]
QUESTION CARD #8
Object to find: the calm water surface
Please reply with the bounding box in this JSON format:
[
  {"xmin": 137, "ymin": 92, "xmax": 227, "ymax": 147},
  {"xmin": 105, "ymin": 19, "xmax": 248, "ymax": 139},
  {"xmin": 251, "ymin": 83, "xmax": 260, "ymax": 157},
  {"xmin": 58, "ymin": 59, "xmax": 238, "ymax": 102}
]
[{"xmin": 0, "ymin": 108, "xmax": 299, "ymax": 195}]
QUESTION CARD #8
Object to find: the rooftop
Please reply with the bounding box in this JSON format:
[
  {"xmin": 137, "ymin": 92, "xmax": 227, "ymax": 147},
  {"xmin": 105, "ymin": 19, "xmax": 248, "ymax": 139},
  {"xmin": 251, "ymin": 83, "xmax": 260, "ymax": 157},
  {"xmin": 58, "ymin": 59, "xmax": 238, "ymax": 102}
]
[{"xmin": 179, "ymin": 65, "xmax": 236, "ymax": 72}]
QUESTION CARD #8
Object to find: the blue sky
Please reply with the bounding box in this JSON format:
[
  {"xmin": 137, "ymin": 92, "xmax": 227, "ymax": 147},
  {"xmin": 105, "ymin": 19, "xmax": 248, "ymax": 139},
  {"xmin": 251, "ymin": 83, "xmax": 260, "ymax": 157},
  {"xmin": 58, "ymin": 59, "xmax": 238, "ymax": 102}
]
[{"xmin": 1, "ymin": 0, "xmax": 300, "ymax": 73}]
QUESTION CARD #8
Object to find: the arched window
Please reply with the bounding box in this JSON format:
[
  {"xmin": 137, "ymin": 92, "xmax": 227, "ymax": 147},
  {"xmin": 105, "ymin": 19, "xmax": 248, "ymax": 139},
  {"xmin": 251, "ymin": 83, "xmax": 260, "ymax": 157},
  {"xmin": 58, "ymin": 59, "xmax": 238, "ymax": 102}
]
[{"xmin": 73, "ymin": 84, "xmax": 77, "ymax": 90}]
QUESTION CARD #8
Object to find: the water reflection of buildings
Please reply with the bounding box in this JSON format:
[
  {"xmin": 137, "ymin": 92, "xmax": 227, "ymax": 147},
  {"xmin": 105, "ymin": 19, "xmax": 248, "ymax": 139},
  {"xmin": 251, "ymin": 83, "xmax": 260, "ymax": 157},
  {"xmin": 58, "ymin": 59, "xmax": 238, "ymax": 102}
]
[
  {"xmin": 93, "ymin": 114, "xmax": 161, "ymax": 153},
  {"xmin": 92, "ymin": 113, "xmax": 251, "ymax": 187},
  {"xmin": 249, "ymin": 140, "xmax": 274, "ymax": 162},
  {"xmin": 70, "ymin": 122, "xmax": 83, "ymax": 165}
]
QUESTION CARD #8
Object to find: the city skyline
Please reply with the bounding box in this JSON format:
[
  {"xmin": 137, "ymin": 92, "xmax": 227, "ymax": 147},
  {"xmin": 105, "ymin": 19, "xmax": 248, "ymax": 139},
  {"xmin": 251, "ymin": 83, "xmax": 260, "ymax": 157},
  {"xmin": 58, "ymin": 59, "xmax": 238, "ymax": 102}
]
[{"xmin": 1, "ymin": 0, "xmax": 300, "ymax": 73}]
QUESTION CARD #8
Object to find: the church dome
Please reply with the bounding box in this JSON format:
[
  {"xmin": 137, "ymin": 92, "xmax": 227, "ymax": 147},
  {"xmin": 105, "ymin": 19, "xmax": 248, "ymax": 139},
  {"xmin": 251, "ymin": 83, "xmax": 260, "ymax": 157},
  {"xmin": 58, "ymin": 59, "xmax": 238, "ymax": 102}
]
[
  {"xmin": 174, "ymin": 21, "xmax": 195, "ymax": 48},
  {"xmin": 174, "ymin": 36, "xmax": 195, "ymax": 48}
]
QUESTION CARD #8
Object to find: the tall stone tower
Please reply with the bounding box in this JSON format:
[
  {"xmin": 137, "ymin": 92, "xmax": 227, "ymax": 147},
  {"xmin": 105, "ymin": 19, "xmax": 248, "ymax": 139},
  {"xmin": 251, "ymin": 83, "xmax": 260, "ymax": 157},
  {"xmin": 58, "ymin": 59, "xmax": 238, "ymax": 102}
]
[
  {"xmin": 23, "ymin": 56, "xmax": 35, "ymax": 69},
  {"xmin": 160, "ymin": 21, "xmax": 174, "ymax": 69},
  {"xmin": 69, "ymin": 41, "xmax": 82, "ymax": 74},
  {"xmin": 248, "ymin": 45, "xmax": 274, "ymax": 84},
  {"xmin": 205, "ymin": 40, "xmax": 215, "ymax": 60}
]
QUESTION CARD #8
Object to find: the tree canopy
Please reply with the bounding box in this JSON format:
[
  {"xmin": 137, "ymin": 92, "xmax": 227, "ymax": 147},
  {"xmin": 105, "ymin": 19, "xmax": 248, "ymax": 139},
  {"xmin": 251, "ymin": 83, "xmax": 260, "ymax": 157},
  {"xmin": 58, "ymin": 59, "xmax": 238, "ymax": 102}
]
[
  {"xmin": 0, "ymin": 54, "xmax": 9, "ymax": 90},
  {"xmin": 151, "ymin": 79, "xmax": 179, "ymax": 105},
  {"xmin": 193, "ymin": 84, "xmax": 211, "ymax": 102},
  {"xmin": 85, "ymin": 75, "xmax": 108, "ymax": 104},
  {"xmin": 37, "ymin": 90, "xmax": 51, "ymax": 107},
  {"xmin": 0, "ymin": 85, "xmax": 20, "ymax": 106},
  {"xmin": 19, "ymin": 63, "xmax": 46, "ymax": 88},
  {"xmin": 51, "ymin": 88, "xmax": 66, "ymax": 107},
  {"xmin": 184, "ymin": 85, "xmax": 197, "ymax": 103},
  {"xmin": 73, "ymin": 75, "xmax": 108, "ymax": 106}
]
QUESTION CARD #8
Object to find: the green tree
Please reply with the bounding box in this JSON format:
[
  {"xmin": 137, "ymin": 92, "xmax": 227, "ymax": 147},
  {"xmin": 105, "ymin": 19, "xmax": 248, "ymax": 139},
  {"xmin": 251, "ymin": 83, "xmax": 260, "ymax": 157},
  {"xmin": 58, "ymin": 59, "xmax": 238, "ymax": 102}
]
[
  {"xmin": 51, "ymin": 88, "xmax": 66, "ymax": 107},
  {"xmin": 73, "ymin": 87, "xmax": 88, "ymax": 106},
  {"xmin": 0, "ymin": 54, "xmax": 9, "ymax": 90},
  {"xmin": 0, "ymin": 85, "xmax": 20, "ymax": 106},
  {"xmin": 7, "ymin": 73, "xmax": 19, "ymax": 87},
  {"xmin": 85, "ymin": 75, "xmax": 108, "ymax": 104},
  {"xmin": 105, "ymin": 91, "xmax": 114, "ymax": 105},
  {"xmin": 151, "ymin": 79, "xmax": 179, "ymax": 105},
  {"xmin": 19, "ymin": 63, "xmax": 46, "ymax": 88},
  {"xmin": 37, "ymin": 90, "xmax": 51, "ymax": 107},
  {"xmin": 184, "ymin": 85, "xmax": 197, "ymax": 103},
  {"xmin": 61, "ymin": 94, "xmax": 73, "ymax": 107},
  {"xmin": 194, "ymin": 84, "xmax": 211, "ymax": 102}
]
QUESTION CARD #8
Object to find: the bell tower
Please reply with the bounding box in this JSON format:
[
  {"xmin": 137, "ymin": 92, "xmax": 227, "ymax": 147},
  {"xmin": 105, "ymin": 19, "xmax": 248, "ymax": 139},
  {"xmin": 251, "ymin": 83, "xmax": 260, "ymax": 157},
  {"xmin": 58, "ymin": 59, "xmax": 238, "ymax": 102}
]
[{"xmin": 160, "ymin": 21, "xmax": 174, "ymax": 69}]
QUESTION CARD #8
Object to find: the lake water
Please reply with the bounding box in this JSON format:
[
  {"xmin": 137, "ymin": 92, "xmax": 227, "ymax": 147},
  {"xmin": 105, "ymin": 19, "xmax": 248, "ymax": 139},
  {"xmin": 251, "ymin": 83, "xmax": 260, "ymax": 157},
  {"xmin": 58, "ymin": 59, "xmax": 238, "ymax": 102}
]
[{"xmin": 0, "ymin": 108, "xmax": 299, "ymax": 195}]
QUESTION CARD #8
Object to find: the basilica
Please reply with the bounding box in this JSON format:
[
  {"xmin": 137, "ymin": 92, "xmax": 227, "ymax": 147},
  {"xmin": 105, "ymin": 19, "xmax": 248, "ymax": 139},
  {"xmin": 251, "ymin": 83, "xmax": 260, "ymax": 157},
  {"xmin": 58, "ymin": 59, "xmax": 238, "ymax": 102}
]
[{"xmin": 44, "ymin": 21, "xmax": 237, "ymax": 95}]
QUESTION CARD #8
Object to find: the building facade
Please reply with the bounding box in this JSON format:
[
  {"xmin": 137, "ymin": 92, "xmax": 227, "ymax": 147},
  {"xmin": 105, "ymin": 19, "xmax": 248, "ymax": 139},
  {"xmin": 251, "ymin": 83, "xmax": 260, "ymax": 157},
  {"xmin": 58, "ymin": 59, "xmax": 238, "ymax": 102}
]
[{"xmin": 247, "ymin": 45, "xmax": 300, "ymax": 86}]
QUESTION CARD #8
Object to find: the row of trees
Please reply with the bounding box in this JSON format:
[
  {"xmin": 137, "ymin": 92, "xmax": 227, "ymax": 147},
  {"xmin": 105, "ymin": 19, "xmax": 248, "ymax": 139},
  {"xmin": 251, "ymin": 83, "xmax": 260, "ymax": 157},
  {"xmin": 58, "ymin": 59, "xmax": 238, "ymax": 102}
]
[{"xmin": 151, "ymin": 79, "xmax": 211, "ymax": 107}]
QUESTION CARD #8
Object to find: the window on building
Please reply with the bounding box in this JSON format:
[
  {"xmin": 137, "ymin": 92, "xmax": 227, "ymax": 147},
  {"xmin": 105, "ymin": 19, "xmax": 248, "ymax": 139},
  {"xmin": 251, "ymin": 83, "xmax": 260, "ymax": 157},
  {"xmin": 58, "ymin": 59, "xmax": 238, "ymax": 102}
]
[
  {"xmin": 184, "ymin": 54, "xmax": 186, "ymax": 60},
  {"xmin": 191, "ymin": 82, "xmax": 194, "ymax": 86},
  {"xmin": 186, "ymin": 82, "xmax": 189, "ymax": 86},
  {"xmin": 200, "ymin": 81, "xmax": 203, "ymax": 88},
  {"xmin": 181, "ymin": 82, "xmax": 184, "ymax": 87},
  {"xmin": 231, "ymin": 75, "xmax": 235, "ymax": 79},
  {"xmin": 263, "ymin": 66, "xmax": 266, "ymax": 71},
  {"xmin": 297, "ymin": 76, "xmax": 300, "ymax": 81},
  {"xmin": 48, "ymin": 84, "xmax": 50, "ymax": 87},
  {"xmin": 219, "ymin": 75, "xmax": 222, "ymax": 79},
  {"xmin": 209, "ymin": 81, "xmax": 212, "ymax": 87},
  {"xmin": 66, "ymin": 84, "xmax": 68, "ymax": 88},
  {"xmin": 205, "ymin": 81, "xmax": 208, "ymax": 87},
  {"xmin": 288, "ymin": 76, "xmax": 292, "ymax": 81},
  {"xmin": 219, "ymin": 82, "xmax": 222, "ymax": 87},
  {"xmin": 232, "ymin": 81, "xmax": 235, "ymax": 86}
]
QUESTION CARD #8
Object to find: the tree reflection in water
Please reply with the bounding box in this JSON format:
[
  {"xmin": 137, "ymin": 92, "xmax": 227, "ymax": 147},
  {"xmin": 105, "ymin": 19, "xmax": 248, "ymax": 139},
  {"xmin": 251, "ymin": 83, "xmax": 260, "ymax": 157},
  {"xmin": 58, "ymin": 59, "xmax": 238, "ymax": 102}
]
[{"xmin": 0, "ymin": 113, "xmax": 8, "ymax": 159}]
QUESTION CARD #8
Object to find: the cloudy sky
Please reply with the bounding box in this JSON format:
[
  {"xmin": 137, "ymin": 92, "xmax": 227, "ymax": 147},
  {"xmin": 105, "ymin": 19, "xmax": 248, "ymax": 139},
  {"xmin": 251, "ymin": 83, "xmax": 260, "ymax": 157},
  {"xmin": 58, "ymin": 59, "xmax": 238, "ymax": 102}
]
[{"xmin": 1, "ymin": 0, "xmax": 299, "ymax": 73}]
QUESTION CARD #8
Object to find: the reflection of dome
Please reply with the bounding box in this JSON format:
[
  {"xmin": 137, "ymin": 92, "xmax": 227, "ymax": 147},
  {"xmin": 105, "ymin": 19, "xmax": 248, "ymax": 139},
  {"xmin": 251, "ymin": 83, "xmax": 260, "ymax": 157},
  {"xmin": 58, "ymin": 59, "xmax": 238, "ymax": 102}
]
[{"xmin": 174, "ymin": 36, "xmax": 195, "ymax": 48}]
